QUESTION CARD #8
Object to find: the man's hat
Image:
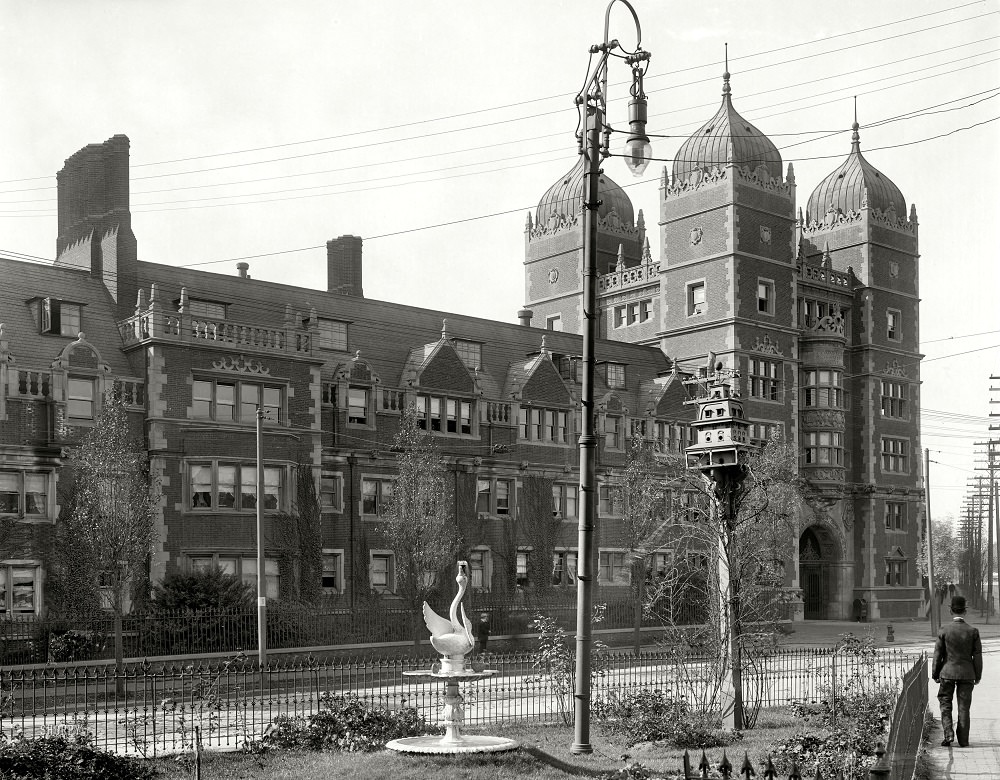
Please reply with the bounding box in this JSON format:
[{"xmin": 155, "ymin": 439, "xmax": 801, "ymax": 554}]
[{"xmin": 950, "ymin": 595, "xmax": 967, "ymax": 613}]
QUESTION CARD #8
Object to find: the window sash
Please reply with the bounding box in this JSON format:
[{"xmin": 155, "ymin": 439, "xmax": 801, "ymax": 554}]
[
  {"xmin": 496, "ymin": 481, "xmax": 511, "ymax": 515},
  {"xmin": 476, "ymin": 479, "xmax": 491, "ymax": 514},
  {"xmin": 515, "ymin": 552, "xmax": 529, "ymax": 586},
  {"xmin": 190, "ymin": 463, "xmax": 283, "ymax": 511},
  {"xmin": 371, "ymin": 554, "xmax": 393, "ymax": 591},
  {"xmin": 60, "ymin": 304, "xmax": 81, "ymax": 336},
  {"xmin": 348, "ymin": 387, "xmax": 369, "ymax": 424},
  {"xmin": 362, "ymin": 479, "xmax": 392, "ymax": 515},
  {"xmin": 318, "ymin": 320, "xmax": 348, "ymax": 351},
  {"xmin": 67, "ymin": 377, "xmax": 95, "ymax": 419},
  {"xmin": 322, "ymin": 552, "xmax": 343, "ymax": 592}
]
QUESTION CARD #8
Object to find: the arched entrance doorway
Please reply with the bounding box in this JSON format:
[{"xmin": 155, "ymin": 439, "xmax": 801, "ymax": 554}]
[{"xmin": 799, "ymin": 526, "xmax": 840, "ymax": 620}]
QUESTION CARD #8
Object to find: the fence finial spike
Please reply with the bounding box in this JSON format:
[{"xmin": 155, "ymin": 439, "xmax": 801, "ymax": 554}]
[
  {"xmin": 719, "ymin": 749, "xmax": 733, "ymax": 779},
  {"xmin": 683, "ymin": 749, "xmax": 693, "ymax": 779},
  {"xmin": 789, "ymin": 758, "xmax": 801, "ymax": 780},
  {"xmin": 762, "ymin": 755, "xmax": 777, "ymax": 780},
  {"xmin": 740, "ymin": 751, "xmax": 755, "ymax": 778},
  {"xmin": 700, "ymin": 749, "xmax": 711, "ymax": 778},
  {"xmin": 813, "ymin": 765, "xmax": 824, "ymax": 780}
]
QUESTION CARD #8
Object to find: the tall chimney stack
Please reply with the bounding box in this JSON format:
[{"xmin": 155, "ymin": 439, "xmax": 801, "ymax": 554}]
[{"xmin": 327, "ymin": 235, "xmax": 363, "ymax": 297}]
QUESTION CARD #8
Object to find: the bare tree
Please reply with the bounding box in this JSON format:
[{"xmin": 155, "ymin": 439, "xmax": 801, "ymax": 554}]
[
  {"xmin": 620, "ymin": 436, "xmax": 667, "ymax": 654},
  {"xmin": 57, "ymin": 386, "xmax": 160, "ymax": 670},
  {"xmin": 646, "ymin": 431, "xmax": 803, "ymax": 728},
  {"xmin": 383, "ymin": 405, "xmax": 460, "ymax": 649}
]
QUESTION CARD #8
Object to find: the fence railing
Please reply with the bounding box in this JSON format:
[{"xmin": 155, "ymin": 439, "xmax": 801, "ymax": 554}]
[
  {"xmin": 0, "ymin": 646, "xmax": 920, "ymax": 756},
  {"xmin": 0, "ymin": 596, "xmax": 768, "ymax": 664},
  {"xmin": 883, "ymin": 653, "xmax": 927, "ymax": 780}
]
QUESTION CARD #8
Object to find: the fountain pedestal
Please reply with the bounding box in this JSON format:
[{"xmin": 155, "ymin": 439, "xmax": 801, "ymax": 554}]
[{"xmin": 385, "ymin": 667, "xmax": 518, "ymax": 755}]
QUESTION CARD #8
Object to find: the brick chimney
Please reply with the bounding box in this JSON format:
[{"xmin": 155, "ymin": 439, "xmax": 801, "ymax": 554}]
[
  {"xmin": 327, "ymin": 235, "xmax": 363, "ymax": 296},
  {"xmin": 55, "ymin": 135, "xmax": 137, "ymax": 315}
]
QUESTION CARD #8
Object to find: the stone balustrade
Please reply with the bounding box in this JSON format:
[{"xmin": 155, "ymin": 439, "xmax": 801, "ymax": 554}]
[
  {"xmin": 119, "ymin": 310, "xmax": 314, "ymax": 356},
  {"xmin": 4, "ymin": 369, "xmax": 144, "ymax": 408},
  {"xmin": 598, "ymin": 262, "xmax": 660, "ymax": 293},
  {"xmin": 800, "ymin": 263, "xmax": 850, "ymax": 289}
]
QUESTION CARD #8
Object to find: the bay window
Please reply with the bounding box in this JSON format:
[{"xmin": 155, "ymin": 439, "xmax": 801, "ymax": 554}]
[
  {"xmin": 189, "ymin": 462, "xmax": 284, "ymax": 511},
  {"xmin": 192, "ymin": 378, "xmax": 283, "ymax": 423}
]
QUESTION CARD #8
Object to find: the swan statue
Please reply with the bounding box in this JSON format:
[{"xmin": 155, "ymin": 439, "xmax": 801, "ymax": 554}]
[{"xmin": 422, "ymin": 560, "xmax": 475, "ymax": 673}]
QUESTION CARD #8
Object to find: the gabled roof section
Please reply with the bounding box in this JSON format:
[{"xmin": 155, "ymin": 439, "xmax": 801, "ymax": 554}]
[
  {"xmin": 641, "ymin": 366, "xmax": 695, "ymax": 419},
  {"xmin": 400, "ymin": 320, "xmax": 477, "ymax": 394},
  {"xmin": 502, "ymin": 336, "xmax": 572, "ymax": 405}
]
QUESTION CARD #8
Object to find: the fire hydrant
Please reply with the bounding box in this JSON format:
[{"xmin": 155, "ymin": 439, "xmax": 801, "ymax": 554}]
[{"xmin": 886, "ymin": 623, "xmax": 895, "ymax": 643}]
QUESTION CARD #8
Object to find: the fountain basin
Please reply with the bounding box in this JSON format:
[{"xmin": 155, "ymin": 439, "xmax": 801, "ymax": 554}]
[{"xmin": 385, "ymin": 669, "xmax": 518, "ymax": 755}]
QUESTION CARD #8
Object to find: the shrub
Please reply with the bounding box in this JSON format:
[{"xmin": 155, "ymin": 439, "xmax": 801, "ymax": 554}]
[
  {"xmin": 594, "ymin": 688, "xmax": 741, "ymax": 749},
  {"xmin": 770, "ymin": 729, "xmax": 877, "ymax": 780},
  {"xmin": 263, "ymin": 693, "xmax": 437, "ymax": 752},
  {"xmin": 48, "ymin": 630, "xmax": 108, "ymax": 663},
  {"xmin": 0, "ymin": 727, "xmax": 154, "ymax": 780}
]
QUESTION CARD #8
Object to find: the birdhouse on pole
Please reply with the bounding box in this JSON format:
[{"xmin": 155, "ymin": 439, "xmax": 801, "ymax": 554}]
[{"xmin": 685, "ymin": 361, "xmax": 751, "ymax": 473}]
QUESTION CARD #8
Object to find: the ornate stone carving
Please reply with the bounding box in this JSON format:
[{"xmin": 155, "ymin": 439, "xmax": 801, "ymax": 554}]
[
  {"xmin": 735, "ymin": 166, "xmax": 791, "ymax": 194},
  {"xmin": 211, "ymin": 354, "xmax": 271, "ymax": 375},
  {"xmin": 807, "ymin": 468, "xmax": 845, "ymax": 482},
  {"xmin": 750, "ymin": 334, "xmax": 784, "ymax": 356},
  {"xmin": 802, "ymin": 410, "xmax": 846, "ymax": 429},
  {"xmin": 547, "ymin": 268, "xmax": 559, "ymax": 284},
  {"xmin": 760, "ymin": 225, "xmax": 772, "ymax": 245},
  {"xmin": 889, "ymin": 261, "xmax": 899, "ymax": 279},
  {"xmin": 689, "ymin": 227, "xmax": 703, "ymax": 245},
  {"xmin": 883, "ymin": 360, "xmax": 907, "ymax": 378},
  {"xmin": 663, "ymin": 165, "xmax": 728, "ymax": 198},
  {"xmin": 842, "ymin": 501, "xmax": 854, "ymax": 531}
]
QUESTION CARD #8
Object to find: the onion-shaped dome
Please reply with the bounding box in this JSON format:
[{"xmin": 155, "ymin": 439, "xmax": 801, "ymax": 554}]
[
  {"xmin": 672, "ymin": 71, "xmax": 782, "ymax": 182},
  {"xmin": 535, "ymin": 155, "xmax": 634, "ymax": 228},
  {"xmin": 806, "ymin": 121, "xmax": 906, "ymax": 223}
]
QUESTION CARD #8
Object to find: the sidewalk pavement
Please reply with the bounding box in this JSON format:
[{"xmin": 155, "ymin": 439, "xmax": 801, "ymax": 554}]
[{"xmin": 778, "ymin": 614, "xmax": 1000, "ymax": 778}]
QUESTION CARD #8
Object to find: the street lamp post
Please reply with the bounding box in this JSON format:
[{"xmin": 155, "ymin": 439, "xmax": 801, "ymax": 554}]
[{"xmin": 572, "ymin": 0, "xmax": 651, "ymax": 755}]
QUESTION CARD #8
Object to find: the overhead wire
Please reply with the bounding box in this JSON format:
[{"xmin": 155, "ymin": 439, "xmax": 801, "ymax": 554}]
[{"xmin": 0, "ymin": 4, "xmax": 995, "ymax": 187}]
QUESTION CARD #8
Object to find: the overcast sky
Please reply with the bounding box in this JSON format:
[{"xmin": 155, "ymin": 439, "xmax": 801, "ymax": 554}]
[{"xmin": 1, "ymin": 0, "xmax": 998, "ymax": 524}]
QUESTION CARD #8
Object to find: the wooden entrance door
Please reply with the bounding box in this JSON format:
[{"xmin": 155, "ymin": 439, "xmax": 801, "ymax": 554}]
[{"xmin": 801, "ymin": 564, "xmax": 826, "ymax": 620}]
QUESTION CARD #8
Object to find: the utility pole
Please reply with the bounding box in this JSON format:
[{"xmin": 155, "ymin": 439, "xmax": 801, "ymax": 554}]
[
  {"xmin": 256, "ymin": 407, "xmax": 268, "ymax": 674},
  {"xmin": 925, "ymin": 448, "xmax": 939, "ymax": 635}
]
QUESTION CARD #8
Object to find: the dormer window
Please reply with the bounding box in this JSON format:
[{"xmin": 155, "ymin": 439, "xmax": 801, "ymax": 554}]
[
  {"xmin": 454, "ymin": 340, "xmax": 482, "ymax": 371},
  {"xmin": 318, "ymin": 319, "xmax": 349, "ymax": 351},
  {"xmin": 605, "ymin": 363, "xmax": 626, "ymax": 389},
  {"xmin": 187, "ymin": 300, "xmax": 227, "ymax": 320},
  {"xmin": 40, "ymin": 298, "xmax": 82, "ymax": 336}
]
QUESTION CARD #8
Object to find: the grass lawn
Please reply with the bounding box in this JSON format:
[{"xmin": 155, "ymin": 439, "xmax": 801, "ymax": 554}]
[{"xmin": 148, "ymin": 710, "xmax": 805, "ymax": 779}]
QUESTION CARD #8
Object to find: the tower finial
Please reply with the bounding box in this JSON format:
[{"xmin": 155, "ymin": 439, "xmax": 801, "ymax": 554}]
[
  {"xmin": 722, "ymin": 44, "xmax": 731, "ymax": 96},
  {"xmin": 851, "ymin": 96, "xmax": 860, "ymax": 148}
]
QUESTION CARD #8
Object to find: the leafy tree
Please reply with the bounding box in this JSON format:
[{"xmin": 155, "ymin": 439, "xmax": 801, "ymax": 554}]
[
  {"xmin": 146, "ymin": 568, "xmax": 254, "ymax": 654},
  {"xmin": 919, "ymin": 515, "xmax": 959, "ymax": 591},
  {"xmin": 149, "ymin": 568, "xmax": 253, "ymax": 612},
  {"xmin": 383, "ymin": 405, "xmax": 460, "ymax": 648},
  {"xmin": 55, "ymin": 387, "xmax": 160, "ymax": 668}
]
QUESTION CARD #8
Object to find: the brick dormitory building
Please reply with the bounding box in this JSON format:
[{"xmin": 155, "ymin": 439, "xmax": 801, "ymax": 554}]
[{"xmin": 0, "ymin": 72, "xmax": 924, "ymax": 622}]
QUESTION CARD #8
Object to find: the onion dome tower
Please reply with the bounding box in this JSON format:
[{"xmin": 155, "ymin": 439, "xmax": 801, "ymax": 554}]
[
  {"xmin": 672, "ymin": 70, "xmax": 783, "ymax": 183},
  {"xmin": 658, "ymin": 65, "xmax": 797, "ymax": 447},
  {"xmin": 798, "ymin": 110, "xmax": 921, "ymax": 622},
  {"xmin": 805, "ymin": 119, "xmax": 907, "ymax": 226},
  {"xmin": 523, "ymin": 155, "xmax": 647, "ymax": 340}
]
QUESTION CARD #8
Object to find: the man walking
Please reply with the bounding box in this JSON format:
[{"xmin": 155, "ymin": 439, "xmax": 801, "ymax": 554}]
[
  {"xmin": 932, "ymin": 595, "xmax": 983, "ymax": 747},
  {"xmin": 475, "ymin": 612, "xmax": 491, "ymax": 657}
]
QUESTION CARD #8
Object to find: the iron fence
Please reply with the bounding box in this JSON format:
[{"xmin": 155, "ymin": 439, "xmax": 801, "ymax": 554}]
[
  {"xmin": 0, "ymin": 645, "xmax": 918, "ymax": 755},
  {"xmin": 0, "ymin": 596, "xmax": 767, "ymax": 664}
]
